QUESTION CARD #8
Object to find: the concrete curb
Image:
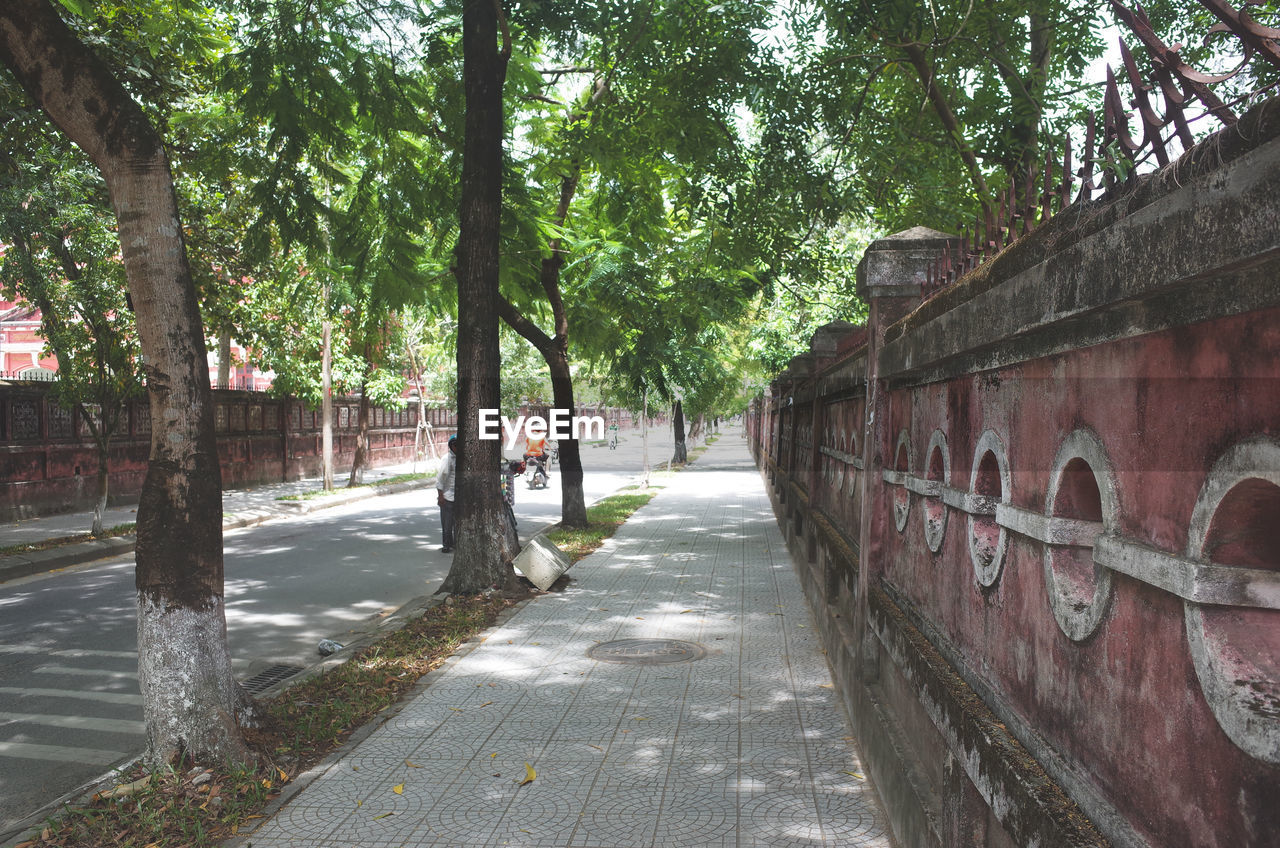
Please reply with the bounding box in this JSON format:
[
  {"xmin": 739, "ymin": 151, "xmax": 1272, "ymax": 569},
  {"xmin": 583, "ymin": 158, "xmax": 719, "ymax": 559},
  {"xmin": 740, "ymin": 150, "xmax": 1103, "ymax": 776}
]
[{"xmin": 0, "ymin": 476, "xmax": 435, "ymax": 585}]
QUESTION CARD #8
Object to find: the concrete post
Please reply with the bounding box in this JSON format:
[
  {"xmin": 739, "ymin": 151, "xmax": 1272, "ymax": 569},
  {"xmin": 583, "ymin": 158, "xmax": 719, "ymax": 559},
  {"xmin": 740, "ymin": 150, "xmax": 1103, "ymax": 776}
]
[{"xmin": 854, "ymin": 226, "xmax": 955, "ymax": 677}]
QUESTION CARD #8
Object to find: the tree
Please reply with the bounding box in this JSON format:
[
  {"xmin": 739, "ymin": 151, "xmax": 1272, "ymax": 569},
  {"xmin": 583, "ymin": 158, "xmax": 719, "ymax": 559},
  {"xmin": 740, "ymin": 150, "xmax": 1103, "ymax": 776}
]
[
  {"xmin": 0, "ymin": 0, "xmax": 250, "ymax": 764},
  {"xmin": 492, "ymin": 0, "xmax": 778, "ymax": 527},
  {"xmin": 221, "ymin": 0, "xmax": 457, "ymax": 488},
  {"xmin": 0, "ymin": 154, "xmax": 143, "ymax": 535},
  {"xmin": 811, "ymin": 0, "xmax": 1104, "ymax": 230},
  {"xmin": 438, "ymin": 0, "xmax": 518, "ymax": 594}
]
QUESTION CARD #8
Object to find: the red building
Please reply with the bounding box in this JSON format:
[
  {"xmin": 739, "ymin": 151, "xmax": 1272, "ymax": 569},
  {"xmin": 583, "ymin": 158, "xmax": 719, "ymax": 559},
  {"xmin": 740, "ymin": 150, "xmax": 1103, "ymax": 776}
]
[{"xmin": 0, "ymin": 300, "xmax": 59, "ymax": 378}]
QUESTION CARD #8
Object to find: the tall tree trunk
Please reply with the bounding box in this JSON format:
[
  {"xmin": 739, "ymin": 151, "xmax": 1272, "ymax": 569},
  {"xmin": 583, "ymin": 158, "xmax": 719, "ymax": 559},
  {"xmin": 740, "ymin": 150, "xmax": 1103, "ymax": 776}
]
[
  {"xmin": 547, "ymin": 345, "xmax": 587, "ymax": 527},
  {"xmin": 348, "ymin": 370, "xmax": 370, "ymax": 487},
  {"xmin": 439, "ymin": 0, "xmax": 514, "ymax": 595},
  {"xmin": 217, "ymin": 327, "xmax": 231, "ymax": 389},
  {"xmin": 321, "ymin": 299, "xmax": 334, "ymax": 491},
  {"xmin": 0, "ymin": 0, "xmax": 249, "ymax": 765},
  {"xmin": 92, "ymin": 435, "xmax": 110, "ymax": 536},
  {"xmin": 641, "ymin": 388, "xmax": 650, "ymax": 489},
  {"xmin": 672, "ymin": 399, "xmax": 688, "ymax": 464}
]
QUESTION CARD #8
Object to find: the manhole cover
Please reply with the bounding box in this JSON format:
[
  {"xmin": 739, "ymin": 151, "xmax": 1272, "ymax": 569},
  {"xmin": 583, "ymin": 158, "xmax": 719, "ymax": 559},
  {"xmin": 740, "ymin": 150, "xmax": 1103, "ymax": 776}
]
[{"xmin": 587, "ymin": 639, "xmax": 707, "ymax": 665}]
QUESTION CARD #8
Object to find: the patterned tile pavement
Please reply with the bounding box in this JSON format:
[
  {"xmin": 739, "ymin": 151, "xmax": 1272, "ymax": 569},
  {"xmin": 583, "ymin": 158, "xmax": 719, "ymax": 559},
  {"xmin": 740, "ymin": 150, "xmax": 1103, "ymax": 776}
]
[{"xmin": 232, "ymin": 433, "xmax": 894, "ymax": 847}]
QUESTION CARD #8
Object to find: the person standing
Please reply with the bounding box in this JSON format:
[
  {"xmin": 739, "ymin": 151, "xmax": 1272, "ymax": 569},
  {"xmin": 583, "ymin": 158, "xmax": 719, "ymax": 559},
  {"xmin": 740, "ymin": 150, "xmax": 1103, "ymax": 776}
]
[{"xmin": 437, "ymin": 434, "xmax": 457, "ymax": 553}]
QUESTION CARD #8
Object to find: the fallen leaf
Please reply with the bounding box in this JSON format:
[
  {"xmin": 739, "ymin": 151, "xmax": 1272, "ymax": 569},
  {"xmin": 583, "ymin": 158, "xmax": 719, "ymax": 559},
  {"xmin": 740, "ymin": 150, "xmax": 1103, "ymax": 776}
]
[
  {"xmin": 356, "ymin": 800, "xmax": 363, "ymax": 808},
  {"xmin": 517, "ymin": 762, "xmax": 537, "ymax": 786},
  {"xmin": 392, "ymin": 784, "xmax": 404, "ymax": 795},
  {"xmin": 373, "ymin": 812, "xmax": 396, "ymax": 820},
  {"xmin": 277, "ymin": 767, "xmax": 289, "ymax": 782},
  {"xmin": 846, "ymin": 771, "xmax": 865, "ymax": 780},
  {"xmin": 405, "ymin": 759, "xmax": 422, "ymax": 768},
  {"xmin": 587, "ymin": 744, "xmax": 604, "ymax": 751},
  {"xmin": 490, "ymin": 752, "xmax": 498, "ymax": 759},
  {"xmin": 478, "ymin": 701, "xmax": 493, "ymax": 707},
  {"xmin": 94, "ymin": 775, "xmax": 151, "ymax": 800},
  {"xmin": 820, "ymin": 683, "xmax": 833, "ymax": 689}
]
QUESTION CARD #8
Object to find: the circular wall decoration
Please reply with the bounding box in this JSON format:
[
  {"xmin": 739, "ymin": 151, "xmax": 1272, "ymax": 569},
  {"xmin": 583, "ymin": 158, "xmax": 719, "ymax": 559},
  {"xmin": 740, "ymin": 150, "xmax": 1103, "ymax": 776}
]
[
  {"xmin": 1184, "ymin": 437, "xmax": 1280, "ymax": 764},
  {"xmin": 968, "ymin": 429, "xmax": 1011, "ymax": 588},
  {"xmin": 893, "ymin": 429, "xmax": 913, "ymax": 533},
  {"xmin": 923, "ymin": 430, "xmax": 950, "ymax": 554},
  {"xmin": 1043, "ymin": 430, "xmax": 1116, "ymax": 641}
]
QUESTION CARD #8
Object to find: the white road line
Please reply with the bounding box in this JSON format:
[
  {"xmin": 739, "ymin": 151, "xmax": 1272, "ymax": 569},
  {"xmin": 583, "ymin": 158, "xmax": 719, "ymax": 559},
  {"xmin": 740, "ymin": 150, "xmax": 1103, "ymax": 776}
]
[
  {"xmin": 34, "ymin": 665, "xmax": 136, "ymax": 679},
  {"xmin": 0, "ymin": 687, "xmax": 142, "ymax": 706},
  {"xmin": 0, "ymin": 646, "xmax": 136, "ymax": 659},
  {"xmin": 0, "ymin": 740, "xmax": 126, "ymax": 765},
  {"xmin": 0, "ymin": 711, "xmax": 143, "ymax": 735}
]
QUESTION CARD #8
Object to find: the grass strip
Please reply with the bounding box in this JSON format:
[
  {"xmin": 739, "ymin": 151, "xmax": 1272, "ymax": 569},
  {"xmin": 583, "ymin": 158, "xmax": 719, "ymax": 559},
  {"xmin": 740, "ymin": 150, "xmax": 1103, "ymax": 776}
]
[
  {"xmin": 0, "ymin": 523, "xmax": 135, "ymax": 557},
  {"xmin": 276, "ymin": 472, "xmax": 431, "ymax": 501},
  {"xmin": 545, "ymin": 487, "xmax": 662, "ymax": 563}
]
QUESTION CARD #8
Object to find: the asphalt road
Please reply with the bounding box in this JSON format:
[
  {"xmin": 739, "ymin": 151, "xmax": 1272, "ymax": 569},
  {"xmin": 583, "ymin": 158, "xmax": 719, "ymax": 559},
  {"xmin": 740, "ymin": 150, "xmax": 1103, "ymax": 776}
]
[{"xmin": 0, "ymin": 424, "xmax": 695, "ymax": 841}]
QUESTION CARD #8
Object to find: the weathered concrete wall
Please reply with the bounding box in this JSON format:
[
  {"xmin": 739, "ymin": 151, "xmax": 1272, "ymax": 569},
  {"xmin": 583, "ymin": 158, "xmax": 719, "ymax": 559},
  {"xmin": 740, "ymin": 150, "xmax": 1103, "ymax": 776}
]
[
  {"xmin": 748, "ymin": 100, "xmax": 1280, "ymax": 847},
  {"xmin": 0, "ymin": 388, "xmax": 449, "ymax": 521}
]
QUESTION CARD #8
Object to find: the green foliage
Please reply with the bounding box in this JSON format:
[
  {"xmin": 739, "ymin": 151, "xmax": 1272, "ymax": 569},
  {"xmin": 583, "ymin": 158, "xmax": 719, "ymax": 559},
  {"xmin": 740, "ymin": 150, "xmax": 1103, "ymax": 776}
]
[{"xmin": 0, "ymin": 151, "xmax": 143, "ymax": 441}]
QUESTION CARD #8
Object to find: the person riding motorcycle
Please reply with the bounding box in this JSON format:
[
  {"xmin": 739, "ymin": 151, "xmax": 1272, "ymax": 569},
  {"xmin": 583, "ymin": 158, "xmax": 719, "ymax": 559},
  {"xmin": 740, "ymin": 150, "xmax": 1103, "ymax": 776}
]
[{"xmin": 523, "ymin": 433, "xmax": 550, "ymax": 488}]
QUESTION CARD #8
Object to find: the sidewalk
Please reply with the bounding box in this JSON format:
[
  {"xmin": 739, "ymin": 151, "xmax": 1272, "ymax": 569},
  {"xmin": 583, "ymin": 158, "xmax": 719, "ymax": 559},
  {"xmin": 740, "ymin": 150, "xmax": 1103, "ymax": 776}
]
[
  {"xmin": 0, "ymin": 459, "xmax": 438, "ymax": 583},
  {"xmin": 230, "ymin": 434, "xmax": 894, "ymax": 848}
]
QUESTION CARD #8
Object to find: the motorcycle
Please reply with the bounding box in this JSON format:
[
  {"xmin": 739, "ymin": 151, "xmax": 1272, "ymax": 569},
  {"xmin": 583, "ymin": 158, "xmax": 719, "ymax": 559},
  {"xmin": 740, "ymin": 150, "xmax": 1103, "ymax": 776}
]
[{"xmin": 524, "ymin": 454, "xmax": 550, "ymax": 489}]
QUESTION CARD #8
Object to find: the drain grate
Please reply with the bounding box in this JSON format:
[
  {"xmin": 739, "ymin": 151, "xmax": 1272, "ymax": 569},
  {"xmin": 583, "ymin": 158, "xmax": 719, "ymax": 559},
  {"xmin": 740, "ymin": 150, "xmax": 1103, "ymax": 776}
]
[
  {"xmin": 587, "ymin": 639, "xmax": 707, "ymax": 665},
  {"xmin": 240, "ymin": 664, "xmax": 306, "ymax": 695}
]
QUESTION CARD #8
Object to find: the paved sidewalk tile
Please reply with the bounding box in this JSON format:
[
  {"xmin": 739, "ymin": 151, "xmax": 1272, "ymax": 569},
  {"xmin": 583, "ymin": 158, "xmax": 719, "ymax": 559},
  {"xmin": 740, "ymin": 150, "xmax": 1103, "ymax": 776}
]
[{"xmin": 238, "ymin": 436, "xmax": 893, "ymax": 847}]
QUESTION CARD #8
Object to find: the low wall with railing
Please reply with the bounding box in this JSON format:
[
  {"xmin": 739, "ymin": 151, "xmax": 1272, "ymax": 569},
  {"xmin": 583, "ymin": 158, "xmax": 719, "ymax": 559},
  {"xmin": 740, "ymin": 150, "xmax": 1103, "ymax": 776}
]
[
  {"xmin": 0, "ymin": 389, "xmax": 452, "ymax": 522},
  {"xmin": 747, "ymin": 106, "xmax": 1280, "ymax": 848}
]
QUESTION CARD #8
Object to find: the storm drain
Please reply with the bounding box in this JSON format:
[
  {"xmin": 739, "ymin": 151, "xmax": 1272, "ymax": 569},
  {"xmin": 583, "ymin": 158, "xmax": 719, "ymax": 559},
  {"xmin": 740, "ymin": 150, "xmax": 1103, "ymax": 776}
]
[
  {"xmin": 587, "ymin": 639, "xmax": 707, "ymax": 665},
  {"xmin": 240, "ymin": 664, "xmax": 306, "ymax": 695}
]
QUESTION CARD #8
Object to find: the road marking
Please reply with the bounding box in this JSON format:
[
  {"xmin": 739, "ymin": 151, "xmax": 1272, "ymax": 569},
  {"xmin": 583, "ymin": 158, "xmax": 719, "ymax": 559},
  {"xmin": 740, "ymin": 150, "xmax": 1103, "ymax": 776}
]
[
  {"xmin": 0, "ymin": 740, "xmax": 126, "ymax": 765},
  {"xmin": 0, "ymin": 711, "xmax": 143, "ymax": 735},
  {"xmin": 0, "ymin": 687, "xmax": 142, "ymax": 706},
  {"xmin": 0, "ymin": 646, "xmax": 136, "ymax": 659},
  {"xmin": 34, "ymin": 665, "xmax": 136, "ymax": 680}
]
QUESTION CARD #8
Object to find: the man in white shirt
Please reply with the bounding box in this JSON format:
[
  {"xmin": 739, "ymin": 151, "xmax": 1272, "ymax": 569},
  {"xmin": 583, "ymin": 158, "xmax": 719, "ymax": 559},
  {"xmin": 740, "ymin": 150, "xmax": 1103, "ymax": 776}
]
[{"xmin": 436, "ymin": 435, "xmax": 457, "ymax": 553}]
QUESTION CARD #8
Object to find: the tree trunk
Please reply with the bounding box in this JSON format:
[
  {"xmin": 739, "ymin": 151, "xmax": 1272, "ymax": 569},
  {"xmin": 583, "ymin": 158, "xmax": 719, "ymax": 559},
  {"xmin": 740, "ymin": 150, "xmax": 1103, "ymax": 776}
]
[
  {"xmin": 547, "ymin": 346, "xmax": 588, "ymax": 527},
  {"xmin": 672, "ymin": 399, "xmax": 688, "ymax": 464},
  {"xmin": 0, "ymin": 0, "xmax": 249, "ymax": 765},
  {"xmin": 92, "ymin": 436, "xmax": 109, "ymax": 536},
  {"xmin": 641, "ymin": 388, "xmax": 650, "ymax": 489},
  {"xmin": 439, "ymin": 0, "xmax": 514, "ymax": 595},
  {"xmin": 217, "ymin": 327, "xmax": 231, "ymax": 389},
  {"xmin": 348, "ymin": 377, "xmax": 370, "ymax": 487},
  {"xmin": 321, "ymin": 306, "xmax": 334, "ymax": 491}
]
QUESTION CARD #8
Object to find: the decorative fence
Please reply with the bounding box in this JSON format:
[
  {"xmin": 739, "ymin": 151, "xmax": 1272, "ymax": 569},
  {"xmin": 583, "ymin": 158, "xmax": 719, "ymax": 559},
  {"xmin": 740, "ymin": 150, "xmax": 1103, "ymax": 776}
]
[
  {"xmin": 746, "ymin": 102, "xmax": 1280, "ymax": 847},
  {"xmin": 0, "ymin": 388, "xmax": 446, "ymax": 521}
]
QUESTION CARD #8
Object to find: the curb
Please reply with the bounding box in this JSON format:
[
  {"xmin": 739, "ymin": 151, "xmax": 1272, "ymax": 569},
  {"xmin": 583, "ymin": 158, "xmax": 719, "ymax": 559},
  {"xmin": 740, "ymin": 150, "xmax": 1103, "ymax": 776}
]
[{"xmin": 0, "ymin": 476, "xmax": 436, "ymax": 585}]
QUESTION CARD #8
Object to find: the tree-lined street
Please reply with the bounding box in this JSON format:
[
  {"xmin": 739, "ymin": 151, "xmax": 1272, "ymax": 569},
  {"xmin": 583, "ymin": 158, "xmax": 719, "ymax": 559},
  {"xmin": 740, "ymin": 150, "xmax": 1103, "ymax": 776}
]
[{"xmin": 0, "ymin": 425, "xmax": 683, "ymax": 838}]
